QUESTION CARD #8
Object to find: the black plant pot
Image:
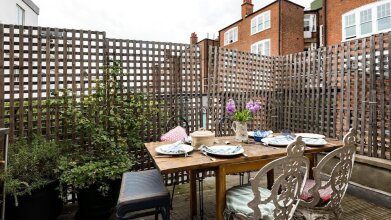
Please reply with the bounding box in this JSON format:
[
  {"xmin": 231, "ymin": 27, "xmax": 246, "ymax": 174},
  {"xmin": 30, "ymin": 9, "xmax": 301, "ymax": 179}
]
[
  {"xmin": 76, "ymin": 179, "xmax": 121, "ymax": 220},
  {"xmin": 5, "ymin": 180, "xmax": 63, "ymax": 220}
]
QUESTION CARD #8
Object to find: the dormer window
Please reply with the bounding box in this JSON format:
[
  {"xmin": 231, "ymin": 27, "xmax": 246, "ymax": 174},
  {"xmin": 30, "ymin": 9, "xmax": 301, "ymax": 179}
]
[{"xmin": 224, "ymin": 27, "xmax": 238, "ymax": 46}]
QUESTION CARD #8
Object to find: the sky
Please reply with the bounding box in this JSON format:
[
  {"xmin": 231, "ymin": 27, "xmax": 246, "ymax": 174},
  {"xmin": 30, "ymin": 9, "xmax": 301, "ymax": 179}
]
[{"xmin": 34, "ymin": 0, "xmax": 313, "ymax": 44}]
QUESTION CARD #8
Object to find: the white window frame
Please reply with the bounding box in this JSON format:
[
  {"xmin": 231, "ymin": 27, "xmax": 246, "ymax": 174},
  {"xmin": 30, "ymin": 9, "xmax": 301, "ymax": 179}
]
[
  {"xmin": 224, "ymin": 27, "xmax": 238, "ymax": 46},
  {"xmin": 250, "ymin": 11, "xmax": 271, "ymax": 35},
  {"xmin": 377, "ymin": 2, "xmax": 391, "ymax": 31},
  {"xmin": 343, "ymin": 13, "xmax": 356, "ymax": 39},
  {"xmin": 360, "ymin": 8, "xmax": 372, "ymax": 35},
  {"xmin": 304, "ymin": 14, "xmax": 316, "ymax": 32},
  {"xmin": 342, "ymin": 0, "xmax": 391, "ymax": 41},
  {"xmin": 250, "ymin": 39, "xmax": 271, "ymax": 56},
  {"xmin": 16, "ymin": 4, "xmax": 25, "ymax": 25}
]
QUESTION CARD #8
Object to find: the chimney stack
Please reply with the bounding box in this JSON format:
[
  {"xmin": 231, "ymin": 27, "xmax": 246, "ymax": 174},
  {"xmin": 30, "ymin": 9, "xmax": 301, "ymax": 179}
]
[
  {"xmin": 190, "ymin": 32, "xmax": 198, "ymax": 45},
  {"xmin": 241, "ymin": 0, "xmax": 254, "ymax": 18}
]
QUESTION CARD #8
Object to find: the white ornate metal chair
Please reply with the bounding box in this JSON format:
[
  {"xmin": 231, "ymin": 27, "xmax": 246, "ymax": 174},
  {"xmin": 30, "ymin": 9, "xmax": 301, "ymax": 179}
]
[
  {"xmin": 224, "ymin": 137, "xmax": 310, "ymax": 220},
  {"xmin": 294, "ymin": 128, "xmax": 357, "ymax": 220}
]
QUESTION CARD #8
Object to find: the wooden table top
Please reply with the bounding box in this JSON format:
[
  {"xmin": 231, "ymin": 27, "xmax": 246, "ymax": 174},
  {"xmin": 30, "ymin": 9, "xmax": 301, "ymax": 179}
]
[{"xmin": 144, "ymin": 136, "xmax": 343, "ymax": 174}]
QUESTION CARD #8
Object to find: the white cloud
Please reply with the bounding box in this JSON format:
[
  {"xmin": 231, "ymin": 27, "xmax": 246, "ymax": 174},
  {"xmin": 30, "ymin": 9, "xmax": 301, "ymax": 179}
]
[{"xmin": 34, "ymin": 0, "xmax": 312, "ymax": 43}]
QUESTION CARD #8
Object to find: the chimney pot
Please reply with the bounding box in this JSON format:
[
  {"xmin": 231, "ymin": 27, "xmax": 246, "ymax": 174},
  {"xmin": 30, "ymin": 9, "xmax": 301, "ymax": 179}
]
[
  {"xmin": 241, "ymin": 0, "xmax": 254, "ymax": 18},
  {"xmin": 190, "ymin": 32, "xmax": 198, "ymax": 45}
]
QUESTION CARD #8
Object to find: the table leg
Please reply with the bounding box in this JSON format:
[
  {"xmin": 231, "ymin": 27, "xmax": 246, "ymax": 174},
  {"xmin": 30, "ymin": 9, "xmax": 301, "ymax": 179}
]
[
  {"xmin": 308, "ymin": 153, "xmax": 317, "ymax": 179},
  {"xmin": 267, "ymin": 170, "xmax": 274, "ymax": 190},
  {"xmin": 189, "ymin": 170, "xmax": 197, "ymax": 219},
  {"xmin": 216, "ymin": 166, "xmax": 226, "ymax": 220}
]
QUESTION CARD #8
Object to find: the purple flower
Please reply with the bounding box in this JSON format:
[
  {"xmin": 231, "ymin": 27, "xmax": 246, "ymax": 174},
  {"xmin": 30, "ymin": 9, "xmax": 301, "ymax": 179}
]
[
  {"xmin": 246, "ymin": 100, "xmax": 262, "ymax": 114},
  {"xmin": 226, "ymin": 99, "xmax": 236, "ymax": 114}
]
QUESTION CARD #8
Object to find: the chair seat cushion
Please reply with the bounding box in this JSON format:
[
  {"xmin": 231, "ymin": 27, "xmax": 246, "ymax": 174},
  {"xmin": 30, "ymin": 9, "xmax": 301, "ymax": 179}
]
[
  {"xmin": 117, "ymin": 169, "xmax": 169, "ymax": 214},
  {"xmin": 224, "ymin": 185, "xmax": 275, "ymax": 220},
  {"xmin": 161, "ymin": 126, "xmax": 188, "ymax": 142},
  {"xmin": 300, "ymin": 179, "xmax": 332, "ymax": 202}
]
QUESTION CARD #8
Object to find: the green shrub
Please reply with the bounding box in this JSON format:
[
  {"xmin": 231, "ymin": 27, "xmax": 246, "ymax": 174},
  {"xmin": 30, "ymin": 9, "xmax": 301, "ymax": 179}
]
[{"xmin": 2, "ymin": 135, "xmax": 60, "ymax": 197}]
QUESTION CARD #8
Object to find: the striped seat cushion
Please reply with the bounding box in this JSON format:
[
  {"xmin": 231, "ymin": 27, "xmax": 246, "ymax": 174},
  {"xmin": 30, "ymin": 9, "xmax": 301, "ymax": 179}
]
[
  {"xmin": 224, "ymin": 185, "xmax": 275, "ymax": 220},
  {"xmin": 300, "ymin": 179, "xmax": 332, "ymax": 202}
]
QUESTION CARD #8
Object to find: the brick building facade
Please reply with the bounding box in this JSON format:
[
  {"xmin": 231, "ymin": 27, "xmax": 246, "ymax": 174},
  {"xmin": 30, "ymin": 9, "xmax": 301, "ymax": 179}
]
[
  {"xmin": 218, "ymin": 0, "xmax": 304, "ymax": 56},
  {"xmin": 322, "ymin": 0, "xmax": 390, "ymax": 46}
]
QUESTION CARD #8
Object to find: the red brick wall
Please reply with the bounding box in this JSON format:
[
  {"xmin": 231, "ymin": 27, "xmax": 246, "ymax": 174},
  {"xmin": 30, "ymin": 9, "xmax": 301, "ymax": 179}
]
[
  {"xmin": 280, "ymin": 0, "xmax": 304, "ymax": 55},
  {"xmin": 325, "ymin": 0, "xmax": 375, "ymax": 46},
  {"xmin": 219, "ymin": 0, "xmax": 304, "ymax": 56},
  {"xmin": 219, "ymin": 3, "xmax": 279, "ymax": 55}
]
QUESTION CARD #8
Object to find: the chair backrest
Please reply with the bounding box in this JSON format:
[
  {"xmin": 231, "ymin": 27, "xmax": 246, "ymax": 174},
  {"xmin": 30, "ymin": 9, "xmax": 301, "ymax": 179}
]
[
  {"xmin": 165, "ymin": 116, "xmax": 190, "ymax": 134},
  {"xmin": 248, "ymin": 137, "xmax": 310, "ymax": 220},
  {"xmin": 301, "ymin": 128, "xmax": 357, "ymax": 209},
  {"xmin": 216, "ymin": 117, "xmax": 234, "ymax": 137}
]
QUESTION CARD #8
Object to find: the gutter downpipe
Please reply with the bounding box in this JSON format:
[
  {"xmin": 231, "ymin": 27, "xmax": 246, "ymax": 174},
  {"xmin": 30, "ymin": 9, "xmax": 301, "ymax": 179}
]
[{"xmin": 278, "ymin": 0, "xmax": 281, "ymax": 55}]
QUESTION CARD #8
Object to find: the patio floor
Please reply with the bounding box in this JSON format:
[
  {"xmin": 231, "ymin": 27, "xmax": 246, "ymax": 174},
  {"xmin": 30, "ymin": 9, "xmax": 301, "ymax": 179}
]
[{"xmin": 58, "ymin": 174, "xmax": 391, "ymax": 220}]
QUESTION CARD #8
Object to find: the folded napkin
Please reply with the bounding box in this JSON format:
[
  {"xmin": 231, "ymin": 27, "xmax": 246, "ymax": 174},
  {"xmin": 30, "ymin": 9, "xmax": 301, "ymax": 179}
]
[
  {"xmin": 205, "ymin": 146, "xmax": 242, "ymax": 154},
  {"xmin": 302, "ymin": 138, "xmax": 327, "ymax": 145},
  {"xmin": 161, "ymin": 141, "xmax": 185, "ymax": 153}
]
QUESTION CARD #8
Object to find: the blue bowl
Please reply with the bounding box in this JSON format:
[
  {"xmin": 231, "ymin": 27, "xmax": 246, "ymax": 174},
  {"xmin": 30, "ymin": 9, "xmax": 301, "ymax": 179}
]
[{"xmin": 254, "ymin": 136, "xmax": 263, "ymax": 142}]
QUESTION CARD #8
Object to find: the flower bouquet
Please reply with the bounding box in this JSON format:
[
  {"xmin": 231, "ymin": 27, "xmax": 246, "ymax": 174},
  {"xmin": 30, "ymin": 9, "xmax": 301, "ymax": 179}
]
[{"xmin": 226, "ymin": 99, "xmax": 261, "ymax": 141}]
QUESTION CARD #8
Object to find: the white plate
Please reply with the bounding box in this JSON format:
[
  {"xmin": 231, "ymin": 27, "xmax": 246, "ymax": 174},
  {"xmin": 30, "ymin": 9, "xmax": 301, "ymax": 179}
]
[
  {"xmin": 248, "ymin": 131, "xmax": 273, "ymax": 137},
  {"xmin": 262, "ymin": 136, "xmax": 328, "ymax": 147},
  {"xmin": 295, "ymin": 133, "xmax": 325, "ymax": 139},
  {"xmin": 262, "ymin": 136, "xmax": 293, "ymax": 146},
  {"xmin": 204, "ymin": 145, "xmax": 244, "ymax": 156},
  {"xmin": 155, "ymin": 143, "xmax": 194, "ymax": 155},
  {"xmin": 302, "ymin": 137, "xmax": 328, "ymax": 146}
]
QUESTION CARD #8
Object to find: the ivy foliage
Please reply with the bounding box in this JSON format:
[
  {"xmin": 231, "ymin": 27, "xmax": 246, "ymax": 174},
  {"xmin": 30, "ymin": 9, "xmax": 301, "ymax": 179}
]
[{"xmin": 51, "ymin": 60, "xmax": 156, "ymax": 196}]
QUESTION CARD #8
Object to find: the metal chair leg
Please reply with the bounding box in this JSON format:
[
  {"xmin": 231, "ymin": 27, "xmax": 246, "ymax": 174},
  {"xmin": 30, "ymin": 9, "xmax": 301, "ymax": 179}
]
[
  {"xmin": 170, "ymin": 183, "xmax": 176, "ymax": 210},
  {"xmin": 239, "ymin": 172, "xmax": 244, "ymax": 185},
  {"xmin": 155, "ymin": 207, "xmax": 159, "ymax": 220},
  {"xmin": 197, "ymin": 171, "xmax": 205, "ymax": 220}
]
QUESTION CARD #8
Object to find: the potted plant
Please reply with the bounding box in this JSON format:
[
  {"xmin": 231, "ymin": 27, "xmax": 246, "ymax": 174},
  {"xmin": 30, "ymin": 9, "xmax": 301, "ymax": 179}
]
[
  {"xmin": 226, "ymin": 99, "xmax": 262, "ymax": 142},
  {"xmin": 52, "ymin": 61, "xmax": 155, "ymax": 219},
  {"xmin": 2, "ymin": 135, "xmax": 63, "ymax": 220}
]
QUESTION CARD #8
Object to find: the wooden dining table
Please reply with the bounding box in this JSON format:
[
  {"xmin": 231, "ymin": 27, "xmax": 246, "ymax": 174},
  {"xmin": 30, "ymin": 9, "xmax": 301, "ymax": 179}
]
[{"xmin": 144, "ymin": 136, "xmax": 343, "ymax": 220}]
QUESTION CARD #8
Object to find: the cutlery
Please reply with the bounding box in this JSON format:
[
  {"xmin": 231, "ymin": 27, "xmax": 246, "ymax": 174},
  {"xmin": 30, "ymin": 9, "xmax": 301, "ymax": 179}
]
[
  {"xmin": 155, "ymin": 155, "xmax": 192, "ymax": 158},
  {"xmin": 202, "ymin": 151, "xmax": 216, "ymax": 161},
  {"xmin": 242, "ymin": 152, "xmax": 249, "ymax": 158}
]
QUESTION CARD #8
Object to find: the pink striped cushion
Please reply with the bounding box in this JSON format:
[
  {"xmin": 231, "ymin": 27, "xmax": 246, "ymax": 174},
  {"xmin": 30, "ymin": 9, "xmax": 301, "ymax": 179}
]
[
  {"xmin": 300, "ymin": 179, "xmax": 332, "ymax": 202},
  {"xmin": 160, "ymin": 126, "xmax": 188, "ymax": 142}
]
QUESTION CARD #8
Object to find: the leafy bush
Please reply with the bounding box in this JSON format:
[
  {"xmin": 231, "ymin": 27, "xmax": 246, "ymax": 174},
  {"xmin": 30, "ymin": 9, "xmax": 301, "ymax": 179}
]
[
  {"xmin": 51, "ymin": 61, "xmax": 156, "ymax": 197},
  {"xmin": 2, "ymin": 135, "xmax": 60, "ymax": 197}
]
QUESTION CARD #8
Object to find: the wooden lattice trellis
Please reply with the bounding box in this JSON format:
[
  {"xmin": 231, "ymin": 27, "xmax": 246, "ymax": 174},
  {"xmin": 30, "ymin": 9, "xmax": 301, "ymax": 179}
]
[{"xmin": 208, "ymin": 33, "xmax": 390, "ymax": 160}]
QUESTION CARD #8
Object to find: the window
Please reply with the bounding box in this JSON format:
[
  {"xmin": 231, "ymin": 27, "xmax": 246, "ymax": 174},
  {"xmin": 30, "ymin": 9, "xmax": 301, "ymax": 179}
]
[
  {"xmin": 342, "ymin": 1, "xmax": 391, "ymax": 41},
  {"xmin": 16, "ymin": 4, "xmax": 25, "ymax": 25},
  {"xmin": 251, "ymin": 39, "xmax": 271, "ymax": 56},
  {"xmin": 251, "ymin": 11, "xmax": 271, "ymax": 35},
  {"xmin": 224, "ymin": 27, "xmax": 238, "ymax": 46},
  {"xmin": 360, "ymin": 9, "xmax": 372, "ymax": 35},
  {"xmin": 344, "ymin": 13, "xmax": 356, "ymax": 39},
  {"xmin": 304, "ymin": 14, "xmax": 316, "ymax": 32},
  {"xmin": 377, "ymin": 2, "xmax": 391, "ymax": 31}
]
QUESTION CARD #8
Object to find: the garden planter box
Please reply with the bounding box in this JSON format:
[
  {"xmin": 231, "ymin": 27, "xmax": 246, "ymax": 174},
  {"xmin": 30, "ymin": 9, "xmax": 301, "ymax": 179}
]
[
  {"xmin": 76, "ymin": 179, "xmax": 121, "ymax": 220},
  {"xmin": 6, "ymin": 180, "xmax": 63, "ymax": 220}
]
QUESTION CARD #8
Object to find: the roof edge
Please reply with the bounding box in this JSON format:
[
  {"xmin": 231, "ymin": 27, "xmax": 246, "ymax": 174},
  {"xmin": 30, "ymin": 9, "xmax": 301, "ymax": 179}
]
[
  {"xmin": 22, "ymin": 0, "xmax": 40, "ymax": 15},
  {"xmin": 218, "ymin": 0, "xmax": 304, "ymax": 33}
]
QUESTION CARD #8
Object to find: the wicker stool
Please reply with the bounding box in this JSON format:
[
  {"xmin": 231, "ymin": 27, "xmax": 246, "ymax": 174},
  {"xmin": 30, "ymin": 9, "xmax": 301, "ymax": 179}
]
[{"xmin": 116, "ymin": 169, "xmax": 170, "ymax": 220}]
